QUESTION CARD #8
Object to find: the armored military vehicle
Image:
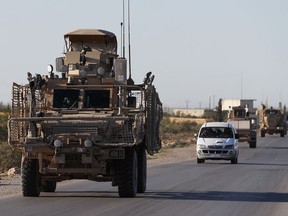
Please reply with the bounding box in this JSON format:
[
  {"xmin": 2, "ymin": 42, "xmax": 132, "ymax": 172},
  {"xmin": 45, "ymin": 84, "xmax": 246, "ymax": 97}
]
[
  {"xmin": 259, "ymin": 105, "xmax": 286, "ymax": 137},
  {"xmin": 8, "ymin": 29, "xmax": 162, "ymax": 197},
  {"xmin": 227, "ymin": 106, "xmax": 257, "ymax": 148}
]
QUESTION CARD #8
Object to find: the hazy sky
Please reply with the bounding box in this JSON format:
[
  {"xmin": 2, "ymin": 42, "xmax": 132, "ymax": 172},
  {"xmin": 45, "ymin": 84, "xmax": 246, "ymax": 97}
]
[{"xmin": 1, "ymin": 0, "xmax": 288, "ymax": 109}]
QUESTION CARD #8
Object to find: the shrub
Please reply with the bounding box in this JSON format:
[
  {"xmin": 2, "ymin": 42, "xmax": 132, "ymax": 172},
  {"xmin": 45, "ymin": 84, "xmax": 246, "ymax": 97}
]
[
  {"xmin": 0, "ymin": 142, "xmax": 21, "ymax": 172},
  {"xmin": 160, "ymin": 117, "xmax": 201, "ymax": 134},
  {"xmin": 0, "ymin": 115, "xmax": 8, "ymax": 140},
  {"xmin": 0, "ymin": 110, "xmax": 21, "ymax": 171}
]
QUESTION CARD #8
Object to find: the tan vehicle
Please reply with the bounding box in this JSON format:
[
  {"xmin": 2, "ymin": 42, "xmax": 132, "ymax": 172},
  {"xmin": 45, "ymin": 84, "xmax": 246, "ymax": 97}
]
[
  {"xmin": 259, "ymin": 105, "xmax": 287, "ymax": 137},
  {"xmin": 8, "ymin": 29, "xmax": 162, "ymax": 197},
  {"xmin": 227, "ymin": 106, "xmax": 257, "ymax": 148}
]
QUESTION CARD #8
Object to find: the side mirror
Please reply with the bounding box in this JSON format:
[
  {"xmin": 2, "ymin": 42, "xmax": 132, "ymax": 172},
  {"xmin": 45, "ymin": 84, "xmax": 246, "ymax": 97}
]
[
  {"xmin": 56, "ymin": 57, "xmax": 68, "ymax": 72},
  {"xmin": 235, "ymin": 134, "xmax": 239, "ymax": 139}
]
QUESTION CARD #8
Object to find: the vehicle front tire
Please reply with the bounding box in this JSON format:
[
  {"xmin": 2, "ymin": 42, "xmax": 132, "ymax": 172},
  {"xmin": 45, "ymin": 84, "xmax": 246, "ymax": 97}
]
[
  {"xmin": 231, "ymin": 157, "xmax": 238, "ymax": 164},
  {"xmin": 197, "ymin": 157, "xmax": 205, "ymax": 164},
  {"xmin": 261, "ymin": 131, "xmax": 265, "ymax": 137},
  {"xmin": 117, "ymin": 147, "xmax": 138, "ymax": 197},
  {"xmin": 22, "ymin": 159, "xmax": 41, "ymax": 197}
]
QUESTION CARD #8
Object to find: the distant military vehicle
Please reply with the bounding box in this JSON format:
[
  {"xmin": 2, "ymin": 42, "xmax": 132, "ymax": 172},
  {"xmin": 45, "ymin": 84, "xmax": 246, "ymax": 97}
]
[
  {"xmin": 227, "ymin": 106, "xmax": 257, "ymax": 148},
  {"xmin": 259, "ymin": 105, "xmax": 287, "ymax": 137},
  {"xmin": 8, "ymin": 29, "xmax": 162, "ymax": 197}
]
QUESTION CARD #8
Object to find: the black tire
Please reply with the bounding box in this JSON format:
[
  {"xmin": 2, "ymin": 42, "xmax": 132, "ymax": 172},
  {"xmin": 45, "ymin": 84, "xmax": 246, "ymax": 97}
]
[
  {"xmin": 231, "ymin": 157, "xmax": 238, "ymax": 164},
  {"xmin": 22, "ymin": 159, "xmax": 41, "ymax": 197},
  {"xmin": 137, "ymin": 147, "xmax": 147, "ymax": 193},
  {"xmin": 249, "ymin": 141, "xmax": 257, "ymax": 148},
  {"xmin": 261, "ymin": 131, "xmax": 265, "ymax": 137},
  {"xmin": 280, "ymin": 131, "xmax": 285, "ymax": 137},
  {"xmin": 197, "ymin": 158, "xmax": 205, "ymax": 164},
  {"xmin": 42, "ymin": 181, "xmax": 57, "ymax": 192},
  {"xmin": 117, "ymin": 148, "xmax": 138, "ymax": 197}
]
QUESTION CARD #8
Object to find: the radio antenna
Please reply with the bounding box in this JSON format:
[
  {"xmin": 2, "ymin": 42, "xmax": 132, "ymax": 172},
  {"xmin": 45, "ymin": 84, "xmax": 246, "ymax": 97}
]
[
  {"xmin": 127, "ymin": 0, "xmax": 134, "ymax": 84},
  {"xmin": 120, "ymin": 22, "xmax": 123, "ymax": 57},
  {"xmin": 122, "ymin": 0, "xmax": 125, "ymax": 58}
]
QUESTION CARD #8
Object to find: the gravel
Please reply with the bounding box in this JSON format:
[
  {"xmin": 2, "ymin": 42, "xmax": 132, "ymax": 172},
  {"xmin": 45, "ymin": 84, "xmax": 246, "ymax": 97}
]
[{"xmin": 0, "ymin": 174, "xmax": 22, "ymax": 198}]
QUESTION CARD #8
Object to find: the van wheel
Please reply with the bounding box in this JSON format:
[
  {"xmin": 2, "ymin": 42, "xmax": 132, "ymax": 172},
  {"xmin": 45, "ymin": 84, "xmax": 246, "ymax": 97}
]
[
  {"xmin": 231, "ymin": 157, "xmax": 238, "ymax": 164},
  {"xmin": 197, "ymin": 158, "xmax": 205, "ymax": 164}
]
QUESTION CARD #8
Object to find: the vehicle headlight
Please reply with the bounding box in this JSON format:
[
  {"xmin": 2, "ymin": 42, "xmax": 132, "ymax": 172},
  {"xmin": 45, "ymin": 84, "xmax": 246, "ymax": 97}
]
[
  {"xmin": 79, "ymin": 69, "xmax": 87, "ymax": 78},
  {"xmin": 53, "ymin": 139, "xmax": 62, "ymax": 148},
  {"xmin": 47, "ymin": 64, "xmax": 53, "ymax": 73},
  {"xmin": 198, "ymin": 144, "xmax": 207, "ymax": 149},
  {"xmin": 97, "ymin": 67, "xmax": 105, "ymax": 76},
  {"xmin": 84, "ymin": 139, "xmax": 93, "ymax": 148},
  {"xmin": 224, "ymin": 145, "xmax": 235, "ymax": 149}
]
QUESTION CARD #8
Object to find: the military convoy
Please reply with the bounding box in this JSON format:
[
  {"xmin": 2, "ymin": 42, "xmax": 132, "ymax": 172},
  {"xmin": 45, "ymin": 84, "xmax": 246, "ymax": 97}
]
[
  {"xmin": 259, "ymin": 105, "xmax": 287, "ymax": 137},
  {"xmin": 227, "ymin": 106, "xmax": 257, "ymax": 148},
  {"xmin": 8, "ymin": 29, "xmax": 162, "ymax": 197}
]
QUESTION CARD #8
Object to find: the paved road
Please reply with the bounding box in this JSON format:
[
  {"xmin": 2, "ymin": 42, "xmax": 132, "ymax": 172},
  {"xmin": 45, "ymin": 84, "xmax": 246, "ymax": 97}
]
[{"xmin": 1, "ymin": 135, "xmax": 288, "ymax": 216}]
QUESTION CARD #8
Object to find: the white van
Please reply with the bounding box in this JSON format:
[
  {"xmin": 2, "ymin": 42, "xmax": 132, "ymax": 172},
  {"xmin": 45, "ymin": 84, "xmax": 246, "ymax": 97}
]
[{"xmin": 196, "ymin": 122, "xmax": 239, "ymax": 164}]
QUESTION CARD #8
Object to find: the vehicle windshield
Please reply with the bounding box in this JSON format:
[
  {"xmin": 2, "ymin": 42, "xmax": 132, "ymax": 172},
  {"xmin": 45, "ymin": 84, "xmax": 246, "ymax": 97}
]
[
  {"xmin": 84, "ymin": 90, "xmax": 110, "ymax": 108},
  {"xmin": 52, "ymin": 89, "xmax": 111, "ymax": 109},
  {"xmin": 199, "ymin": 127, "xmax": 233, "ymax": 138},
  {"xmin": 234, "ymin": 109, "xmax": 245, "ymax": 118},
  {"xmin": 265, "ymin": 109, "xmax": 280, "ymax": 115},
  {"xmin": 53, "ymin": 89, "xmax": 80, "ymax": 109}
]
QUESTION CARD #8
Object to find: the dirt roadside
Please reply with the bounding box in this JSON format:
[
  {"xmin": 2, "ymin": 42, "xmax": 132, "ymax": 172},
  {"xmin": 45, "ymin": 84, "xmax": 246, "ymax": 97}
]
[{"xmin": 148, "ymin": 144, "xmax": 196, "ymax": 166}]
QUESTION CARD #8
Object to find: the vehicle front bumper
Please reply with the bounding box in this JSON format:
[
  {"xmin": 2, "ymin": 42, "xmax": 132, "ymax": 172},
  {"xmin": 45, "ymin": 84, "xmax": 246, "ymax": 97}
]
[{"xmin": 197, "ymin": 149, "xmax": 238, "ymax": 160}]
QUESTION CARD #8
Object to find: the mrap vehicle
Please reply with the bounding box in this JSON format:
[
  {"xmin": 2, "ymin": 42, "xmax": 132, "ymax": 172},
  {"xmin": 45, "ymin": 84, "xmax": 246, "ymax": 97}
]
[
  {"xmin": 259, "ymin": 105, "xmax": 287, "ymax": 137},
  {"xmin": 8, "ymin": 29, "xmax": 162, "ymax": 197},
  {"xmin": 227, "ymin": 106, "xmax": 257, "ymax": 148}
]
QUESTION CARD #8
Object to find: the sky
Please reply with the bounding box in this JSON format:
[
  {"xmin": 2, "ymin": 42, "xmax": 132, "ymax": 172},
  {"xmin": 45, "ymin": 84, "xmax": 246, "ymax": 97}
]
[{"xmin": 0, "ymin": 0, "xmax": 288, "ymax": 109}]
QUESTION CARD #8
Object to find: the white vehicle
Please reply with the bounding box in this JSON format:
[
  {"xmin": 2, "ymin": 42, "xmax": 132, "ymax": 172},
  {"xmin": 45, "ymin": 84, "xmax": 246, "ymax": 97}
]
[{"xmin": 196, "ymin": 122, "xmax": 239, "ymax": 164}]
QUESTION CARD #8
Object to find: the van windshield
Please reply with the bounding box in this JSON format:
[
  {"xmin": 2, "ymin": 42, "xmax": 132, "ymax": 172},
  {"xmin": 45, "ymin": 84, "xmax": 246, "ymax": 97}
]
[{"xmin": 199, "ymin": 127, "xmax": 233, "ymax": 138}]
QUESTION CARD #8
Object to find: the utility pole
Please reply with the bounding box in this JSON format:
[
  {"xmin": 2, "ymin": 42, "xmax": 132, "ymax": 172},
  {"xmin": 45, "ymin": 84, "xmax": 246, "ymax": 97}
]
[
  {"xmin": 185, "ymin": 100, "xmax": 189, "ymax": 109},
  {"xmin": 241, "ymin": 72, "xmax": 243, "ymax": 99}
]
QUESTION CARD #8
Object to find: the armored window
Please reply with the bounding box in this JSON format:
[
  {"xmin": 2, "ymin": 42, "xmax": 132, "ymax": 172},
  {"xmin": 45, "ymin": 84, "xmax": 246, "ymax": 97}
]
[
  {"xmin": 84, "ymin": 90, "xmax": 110, "ymax": 108},
  {"xmin": 265, "ymin": 109, "xmax": 280, "ymax": 115},
  {"xmin": 53, "ymin": 89, "xmax": 80, "ymax": 109},
  {"xmin": 234, "ymin": 110, "xmax": 244, "ymax": 117}
]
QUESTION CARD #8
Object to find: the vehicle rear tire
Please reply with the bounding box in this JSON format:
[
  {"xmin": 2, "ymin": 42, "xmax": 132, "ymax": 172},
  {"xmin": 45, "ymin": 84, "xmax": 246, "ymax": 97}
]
[
  {"xmin": 117, "ymin": 147, "xmax": 138, "ymax": 197},
  {"xmin": 197, "ymin": 157, "xmax": 205, "ymax": 164},
  {"xmin": 42, "ymin": 181, "xmax": 57, "ymax": 192},
  {"xmin": 137, "ymin": 147, "xmax": 147, "ymax": 193},
  {"xmin": 231, "ymin": 157, "xmax": 238, "ymax": 164},
  {"xmin": 22, "ymin": 159, "xmax": 41, "ymax": 197},
  {"xmin": 280, "ymin": 131, "xmax": 285, "ymax": 137}
]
